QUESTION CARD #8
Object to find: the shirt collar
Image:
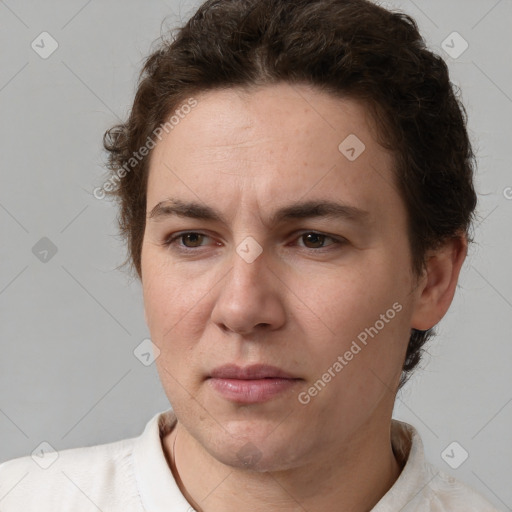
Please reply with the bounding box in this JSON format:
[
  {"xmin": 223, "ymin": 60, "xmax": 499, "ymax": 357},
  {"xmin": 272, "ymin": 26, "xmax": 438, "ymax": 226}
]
[
  {"xmin": 372, "ymin": 418, "xmax": 431, "ymax": 511},
  {"xmin": 133, "ymin": 409, "xmax": 429, "ymax": 512},
  {"xmin": 133, "ymin": 408, "xmax": 191, "ymax": 511}
]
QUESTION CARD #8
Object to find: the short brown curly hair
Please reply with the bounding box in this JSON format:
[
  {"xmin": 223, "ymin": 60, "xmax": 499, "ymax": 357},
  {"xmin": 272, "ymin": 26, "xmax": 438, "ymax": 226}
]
[{"xmin": 100, "ymin": 0, "xmax": 477, "ymax": 390}]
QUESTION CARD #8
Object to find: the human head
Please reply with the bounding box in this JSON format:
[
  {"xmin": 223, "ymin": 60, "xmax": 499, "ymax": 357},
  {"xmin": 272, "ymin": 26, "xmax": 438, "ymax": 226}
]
[{"xmin": 101, "ymin": 0, "xmax": 477, "ymax": 390}]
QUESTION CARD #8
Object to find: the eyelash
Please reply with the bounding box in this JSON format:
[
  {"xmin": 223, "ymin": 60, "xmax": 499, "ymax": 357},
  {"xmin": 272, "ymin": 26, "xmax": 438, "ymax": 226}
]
[{"xmin": 161, "ymin": 231, "xmax": 345, "ymax": 254}]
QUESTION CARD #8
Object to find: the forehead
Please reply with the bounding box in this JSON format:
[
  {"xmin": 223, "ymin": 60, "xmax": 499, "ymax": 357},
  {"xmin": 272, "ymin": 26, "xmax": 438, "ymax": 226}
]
[
  {"xmin": 146, "ymin": 83, "xmax": 402, "ymax": 222},
  {"xmin": 159, "ymin": 83, "xmax": 382, "ymax": 160}
]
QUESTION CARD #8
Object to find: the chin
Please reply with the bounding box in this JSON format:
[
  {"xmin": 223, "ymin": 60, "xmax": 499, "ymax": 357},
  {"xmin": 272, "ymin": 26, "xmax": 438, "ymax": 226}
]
[{"xmin": 206, "ymin": 428, "xmax": 304, "ymax": 473}]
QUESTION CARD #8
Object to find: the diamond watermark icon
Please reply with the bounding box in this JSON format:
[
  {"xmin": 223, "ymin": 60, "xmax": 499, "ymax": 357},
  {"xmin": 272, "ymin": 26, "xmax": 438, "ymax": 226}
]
[
  {"xmin": 134, "ymin": 338, "xmax": 161, "ymax": 366},
  {"xmin": 441, "ymin": 441, "xmax": 469, "ymax": 469},
  {"xmin": 31, "ymin": 441, "xmax": 59, "ymax": 469},
  {"xmin": 338, "ymin": 134, "xmax": 366, "ymax": 161},
  {"xmin": 236, "ymin": 236, "xmax": 263, "ymax": 263},
  {"xmin": 32, "ymin": 237, "xmax": 58, "ymax": 263},
  {"xmin": 31, "ymin": 32, "xmax": 59, "ymax": 59},
  {"xmin": 236, "ymin": 442, "xmax": 263, "ymax": 466},
  {"xmin": 441, "ymin": 32, "xmax": 468, "ymax": 59}
]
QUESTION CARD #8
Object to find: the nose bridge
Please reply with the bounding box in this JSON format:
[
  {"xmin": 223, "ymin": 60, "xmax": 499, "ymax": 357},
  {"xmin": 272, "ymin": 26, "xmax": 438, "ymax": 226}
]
[
  {"xmin": 211, "ymin": 233, "xmax": 286, "ymax": 334},
  {"xmin": 225, "ymin": 192, "xmax": 281, "ymax": 294},
  {"xmin": 228, "ymin": 198, "xmax": 267, "ymax": 278},
  {"xmin": 230, "ymin": 234, "xmax": 267, "ymax": 291}
]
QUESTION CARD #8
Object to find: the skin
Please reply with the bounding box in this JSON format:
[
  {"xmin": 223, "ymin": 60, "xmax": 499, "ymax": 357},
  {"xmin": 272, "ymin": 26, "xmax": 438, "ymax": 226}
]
[{"xmin": 140, "ymin": 82, "xmax": 467, "ymax": 512}]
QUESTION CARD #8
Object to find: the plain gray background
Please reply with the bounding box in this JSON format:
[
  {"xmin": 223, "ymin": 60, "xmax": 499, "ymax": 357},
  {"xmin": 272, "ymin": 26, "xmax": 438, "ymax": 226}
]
[{"xmin": 0, "ymin": 0, "xmax": 511, "ymax": 509}]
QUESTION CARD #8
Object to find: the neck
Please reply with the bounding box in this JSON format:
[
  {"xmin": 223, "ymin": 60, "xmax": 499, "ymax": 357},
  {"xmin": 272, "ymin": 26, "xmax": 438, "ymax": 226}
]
[{"xmin": 163, "ymin": 413, "xmax": 403, "ymax": 512}]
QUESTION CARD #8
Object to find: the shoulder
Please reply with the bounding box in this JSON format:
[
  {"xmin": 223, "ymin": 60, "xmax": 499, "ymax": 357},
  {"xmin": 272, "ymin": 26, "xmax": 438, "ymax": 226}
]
[
  {"xmin": 387, "ymin": 420, "xmax": 502, "ymax": 512},
  {"xmin": 420, "ymin": 462, "xmax": 502, "ymax": 512},
  {"xmin": 0, "ymin": 436, "xmax": 142, "ymax": 511}
]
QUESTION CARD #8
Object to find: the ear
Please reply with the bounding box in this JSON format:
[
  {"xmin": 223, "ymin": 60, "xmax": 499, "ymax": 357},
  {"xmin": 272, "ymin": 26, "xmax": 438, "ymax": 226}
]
[{"xmin": 410, "ymin": 234, "xmax": 468, "ymax": 331}]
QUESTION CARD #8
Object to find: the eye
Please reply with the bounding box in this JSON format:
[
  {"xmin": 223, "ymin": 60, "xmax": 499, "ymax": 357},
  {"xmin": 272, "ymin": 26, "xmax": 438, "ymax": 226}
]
[
  {"xmin": 161, "ymin": 230, "xmax": 345, "ymax": 254},
  {"xmin": 163, "ymin": 231, "xmax": 214, "ymax": 250},
  {"xmin": 294, "ymin": 231, "xmax": 343, "ymax": 250}
]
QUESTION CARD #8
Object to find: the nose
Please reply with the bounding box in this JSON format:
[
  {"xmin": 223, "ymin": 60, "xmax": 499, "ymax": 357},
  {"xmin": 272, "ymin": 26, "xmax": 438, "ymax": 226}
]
[{"xmin": 210, "ymin": 242, "xmax": 287, "ymax": 336}]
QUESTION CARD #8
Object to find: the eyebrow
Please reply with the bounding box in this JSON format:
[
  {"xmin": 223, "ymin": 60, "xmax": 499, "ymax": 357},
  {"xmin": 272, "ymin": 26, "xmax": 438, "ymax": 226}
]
[{"xmin": 148, "ymin": 198, "xmax": 370, "ymax": 227}]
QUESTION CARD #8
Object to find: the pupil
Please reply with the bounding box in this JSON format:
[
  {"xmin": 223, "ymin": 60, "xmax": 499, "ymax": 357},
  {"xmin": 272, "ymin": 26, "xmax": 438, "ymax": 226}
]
[
  {"xmin": 185, "ymin": 233, "xmax": 202, "ymax": 246},
  {"xmin": 305, "ymin": 233, "xmax": 323, "ymax": 248}
]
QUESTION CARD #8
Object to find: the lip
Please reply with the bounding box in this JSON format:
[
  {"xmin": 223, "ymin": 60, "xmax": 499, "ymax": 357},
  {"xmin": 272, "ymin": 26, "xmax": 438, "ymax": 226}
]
[
  {"xmin": 209, "ymin": 363, "xmax": 297, "ymax": 380},
  {"xmin": 207, "ymin": 364, "xmax": 302, "ymax": 404}
]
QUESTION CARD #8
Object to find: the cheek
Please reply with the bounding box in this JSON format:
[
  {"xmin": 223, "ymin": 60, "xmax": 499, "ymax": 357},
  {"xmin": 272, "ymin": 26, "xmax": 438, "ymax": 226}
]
[
  {"xmin": 142, "ymin": 256, "xmax": 211, "ymax": 405},
  {"xmin": 302, "ymin": 259, "xmax": 399, "ymax": 333},
  {"xmin": 142, "ymin": 253, "xmax": 196, "ymax": 345},
  {"xmin": 143, "ymin": 248, "xmax": 203, "ymax": 319},
  {"xmin": 300, "ymin": 253, "xmax": 411, "ymax": 380},
  {"xmin": 141, "ymin": 252, "xmax": 222, "ymax": 386}
]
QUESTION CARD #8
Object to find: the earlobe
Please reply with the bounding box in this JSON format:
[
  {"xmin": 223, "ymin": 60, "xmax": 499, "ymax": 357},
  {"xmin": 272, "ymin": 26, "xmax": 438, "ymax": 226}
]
[{"xmin": 410, "ymin": 235, "xmax": 468, "ymax": 331}]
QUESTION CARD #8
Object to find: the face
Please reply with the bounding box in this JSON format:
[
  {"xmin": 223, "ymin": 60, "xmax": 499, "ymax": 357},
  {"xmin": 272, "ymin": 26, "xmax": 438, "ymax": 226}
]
[{"xmin": 141, "ymin": 83, "xmax": 422, "ymax": 471}]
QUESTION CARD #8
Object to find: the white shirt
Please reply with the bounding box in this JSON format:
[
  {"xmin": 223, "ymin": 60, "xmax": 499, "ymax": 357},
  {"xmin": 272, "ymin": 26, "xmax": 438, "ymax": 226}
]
[{"xmin": 0, "ymin": 408, "xmax": 501, "ymax": 511}]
